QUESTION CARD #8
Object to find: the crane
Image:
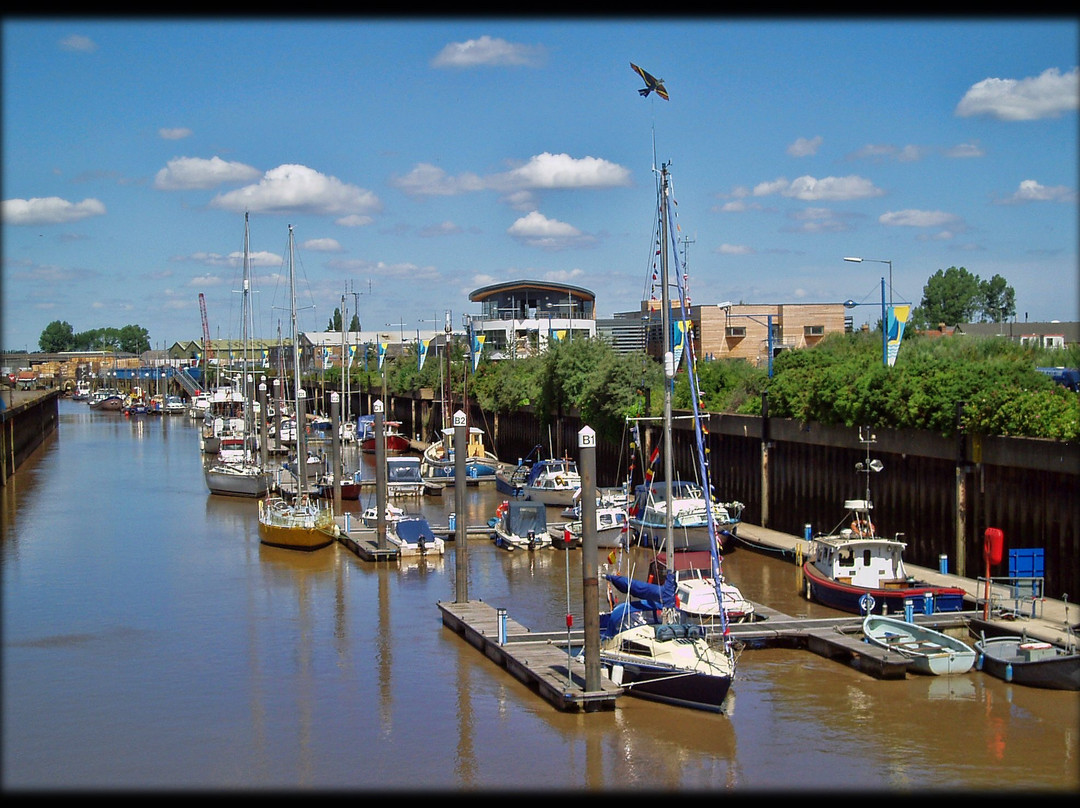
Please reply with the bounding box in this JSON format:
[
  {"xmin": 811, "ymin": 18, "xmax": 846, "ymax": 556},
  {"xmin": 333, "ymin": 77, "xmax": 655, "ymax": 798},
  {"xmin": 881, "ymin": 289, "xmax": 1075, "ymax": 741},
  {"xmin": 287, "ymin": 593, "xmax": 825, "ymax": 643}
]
[{"xmin": 198, "ymin": 293, "xmax": 213, "ymax": 362}]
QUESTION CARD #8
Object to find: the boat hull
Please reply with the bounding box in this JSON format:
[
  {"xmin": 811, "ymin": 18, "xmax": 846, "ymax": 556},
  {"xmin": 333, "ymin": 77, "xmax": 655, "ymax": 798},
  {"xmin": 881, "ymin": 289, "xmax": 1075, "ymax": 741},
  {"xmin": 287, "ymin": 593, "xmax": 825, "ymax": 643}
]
[
  {"xmin": 974, "ymin": 636, "xmax": 1080, "ymax": 690},
  {"xmin": 803, "ymin": 561, "xmax": 967, "ymax": 615},
  {"xmin": 420, "ymin": 455, "xmax": 499, "ymax": 484},
  {"xmin": 361, "ymin": 434, "xmax": 411, "ymax": 455},
  {"xmin": 863, "ymin": 615, "xmax": 976, "ymax": 675},
  {"xmin": 602, "ymin": 657, "xmax": 732, "ymax": 713},
  {"xmin": 204, "ymin": 465, "xmax": 272, "ymax": 497},
  {"xmin": 632, "ymin": 520, "xmax": 738, "ymax": 554},
  {"xmin": 258, "ymin": 497, "xmax": 335, "ymax": 551}
]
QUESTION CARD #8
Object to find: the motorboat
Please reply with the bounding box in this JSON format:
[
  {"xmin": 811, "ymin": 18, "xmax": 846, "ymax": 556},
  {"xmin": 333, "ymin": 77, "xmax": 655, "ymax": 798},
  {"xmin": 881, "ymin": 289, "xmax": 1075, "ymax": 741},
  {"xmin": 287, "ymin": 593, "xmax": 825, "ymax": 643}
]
[
  {"xmin": 420, "ymin": 425, "xmax": 499, "ymax": 484},
  {"xmin": 551, "ymin": 504, "xmax": 629, "ymax": 549},
  {"xmin": 521, "ymin": 457, "xmax": 582, "ymax": 508},
  {"xmin": 973, "ymin": 633, "xmax": 1080, "ymax": 690},
  {"xmin": 628, "ymin": 480, "xmax": 742, "ymax": 554},
  {"xmin": 648, "ymin": 551, "xmax": 757, "ymax": 624},
  {"xmin": 386, "ymin": 516, "xmax": 445, "ymax": 557},
  {"xmin": 489, "ymin": 499, "xmax": 550, "ymax": 551},
  {"xmin": 803, "ymin": 514, "xmax": 968, "ymax": 615}
]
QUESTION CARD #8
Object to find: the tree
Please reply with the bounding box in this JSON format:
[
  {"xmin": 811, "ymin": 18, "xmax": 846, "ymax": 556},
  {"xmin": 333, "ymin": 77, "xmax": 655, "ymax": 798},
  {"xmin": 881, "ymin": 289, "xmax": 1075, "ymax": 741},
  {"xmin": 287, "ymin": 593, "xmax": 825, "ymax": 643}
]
[
  {"xmin": 327, "ymin": 308, "xmax": 343, "ymax": 331},
  {"xmin": 911, "ymin": 266, "xmax": 982, "ymax": 329},
  {"xmin": 978, "ymin": 274, "xmax": 1016, "ymax": 323},
  {"xmin": 39, "ymin": 320, "xmax": 76, "ymax": 352},
  {"xmin": 118, "ymin": 324, "xmax": 150, "ymax": 354}
]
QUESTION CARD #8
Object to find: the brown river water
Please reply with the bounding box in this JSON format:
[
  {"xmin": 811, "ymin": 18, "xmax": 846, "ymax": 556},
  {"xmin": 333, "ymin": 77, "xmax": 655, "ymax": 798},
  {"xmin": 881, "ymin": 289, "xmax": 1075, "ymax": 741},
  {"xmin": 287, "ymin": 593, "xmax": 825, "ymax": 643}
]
[{"xmin": 2, "ymin": 399, "xmax": 1077, "ymax": 792}]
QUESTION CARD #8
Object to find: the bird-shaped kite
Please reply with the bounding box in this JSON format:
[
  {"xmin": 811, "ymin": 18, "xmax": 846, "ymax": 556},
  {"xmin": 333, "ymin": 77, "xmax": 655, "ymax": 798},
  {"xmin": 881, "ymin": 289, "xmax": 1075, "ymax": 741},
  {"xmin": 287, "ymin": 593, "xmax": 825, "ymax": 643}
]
[{"xmin": 630, "ymin": 62, "xmax": 669, "ymax": 100}]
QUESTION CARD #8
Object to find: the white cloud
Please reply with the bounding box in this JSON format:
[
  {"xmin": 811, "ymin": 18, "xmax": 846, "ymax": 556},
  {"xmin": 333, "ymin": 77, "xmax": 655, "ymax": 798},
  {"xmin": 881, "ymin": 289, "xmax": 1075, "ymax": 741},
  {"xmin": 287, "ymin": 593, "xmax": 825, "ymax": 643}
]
[
  {"xmin": 785, "ymin": 207, "xmax": 852, "ymax": 233},
  {"xmin": 159, "ymin": 128, "xmax": 193, "ymax": 140},
  {"xmin": 154, "ymin": 156, "xmax": 261, "ymax": 190},
  {"xmin": 59, "ymin": 35, "xmax": 96, "ymax": 53},
  {"xmin": 944, "ymin": 141, "xmax": 985, "ymax": 158},
  {"xmin": 507, "ymin": 210, "xmax": 595, "ymax": 250},
  {"xmin": 302, "ymin": 238, "xmax": 343, "ymax": 252},
  {"xmin": 431, "ymin": 36, "xmax": 546, "ymax": 68},
  {"xmin": 336, "ymin": 214, "xmax": 374, "ymax": 227},
  {"xmin": 955, "ymin": 67, "xmax": 1079, "ymax": 121},
  {"xmin": 209, "ymin": 164, "xmax": 382, "ymax": 216},
  {"xmin": 2, "ymin": 196, "xmax": 106, "ymax": 225},
  {"xmin": 390, "ymin": 163, "xmax": 485, "ymax": 196},
  {"xmin": 495, "ymin": 153, "xmax": 632, "ymax": 190},
  {"xmin": 418, "ymin": 221, "xmax": 462, "ymax": 237},
  {"xmin": 716, "ymin": 244, "xmax": 754, "ymax": 255},
  {"xmin": 186, "ymin": 250, "xmax": 281, "ymax": 268},
  {"xmin": 393, "ymin": 153, "xmax": 631, "ymax": 200},
  {"xmin": 787, "ymin": 136, "xmax": 822, "ymax": 157},
  {"xmin": 996, "ymin": 179, "xmax": 1076, "ymax": 204},
  {"xmin": 754, "ymin": 175, "xmax": 883, "ymax": 201},
  {"xmin": 849, "ymin": 144, "xmax": 925, "ymax": 163},
  {"xmin": 879, "ymin": 209, "xmax": 961, "ymax": 227}
]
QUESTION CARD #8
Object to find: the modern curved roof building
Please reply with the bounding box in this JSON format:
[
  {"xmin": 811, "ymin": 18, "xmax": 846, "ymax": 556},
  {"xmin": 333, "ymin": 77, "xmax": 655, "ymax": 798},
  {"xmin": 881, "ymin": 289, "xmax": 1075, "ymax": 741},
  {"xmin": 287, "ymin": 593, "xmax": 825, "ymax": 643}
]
[{"xmin": 467, "ymin": 279, "xmax": 596, "ymax": 359}]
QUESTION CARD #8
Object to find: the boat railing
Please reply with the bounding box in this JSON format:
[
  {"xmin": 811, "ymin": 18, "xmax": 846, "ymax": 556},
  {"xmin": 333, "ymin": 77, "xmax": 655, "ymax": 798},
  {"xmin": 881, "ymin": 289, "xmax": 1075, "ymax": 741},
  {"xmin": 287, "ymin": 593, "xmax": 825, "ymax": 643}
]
[{"xmin": 976, "ymin": 575, "xmax": 1046, "ymax": 619}]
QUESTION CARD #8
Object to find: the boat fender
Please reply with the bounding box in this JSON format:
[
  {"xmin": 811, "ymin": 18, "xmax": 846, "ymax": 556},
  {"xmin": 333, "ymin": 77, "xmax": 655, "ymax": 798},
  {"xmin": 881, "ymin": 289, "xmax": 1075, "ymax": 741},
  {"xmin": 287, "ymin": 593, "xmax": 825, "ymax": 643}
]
[
  {"xmin": 976, "ymin": 653, "xmax": 983, "ymax": 671},
  {"xmin": 1005, "ymin": 662, "xmax": 1013, "ymax": 682}
]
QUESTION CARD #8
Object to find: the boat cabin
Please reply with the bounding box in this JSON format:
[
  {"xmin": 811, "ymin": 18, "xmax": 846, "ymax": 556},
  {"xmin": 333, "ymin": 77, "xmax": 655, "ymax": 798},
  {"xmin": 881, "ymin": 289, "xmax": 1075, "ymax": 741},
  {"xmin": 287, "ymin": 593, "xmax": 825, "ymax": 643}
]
[{"xmin": 810, "ymin": 535, "xmax": 911, "ymax": 589}]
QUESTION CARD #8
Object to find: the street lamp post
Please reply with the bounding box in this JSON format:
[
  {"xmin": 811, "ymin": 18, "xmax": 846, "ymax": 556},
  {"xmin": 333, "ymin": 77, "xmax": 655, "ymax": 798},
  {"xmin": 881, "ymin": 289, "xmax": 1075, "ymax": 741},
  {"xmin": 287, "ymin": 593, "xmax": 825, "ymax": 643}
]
[
  {"xmin": 844, "ymin": 278, "xmax": 888, "ymax": 367},
  {"xmin": 844, "ymin": 256, "xmax": 893, "ymax": 308}
]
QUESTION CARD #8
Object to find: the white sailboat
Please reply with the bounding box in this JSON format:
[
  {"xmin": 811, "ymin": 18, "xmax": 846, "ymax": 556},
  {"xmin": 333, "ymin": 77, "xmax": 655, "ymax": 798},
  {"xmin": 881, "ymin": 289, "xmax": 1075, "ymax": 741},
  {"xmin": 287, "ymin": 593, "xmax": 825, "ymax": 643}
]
[
  {"xmin": 258, "ymin": 225, "xmax": 335, "ymax": 551},
  {"xmin": 597, "ymin": 161, "xmax": 738, "ymax": 713},
  {"xmin": 204, "ymin": 212, "xmax": 273, "ymax": 498}
]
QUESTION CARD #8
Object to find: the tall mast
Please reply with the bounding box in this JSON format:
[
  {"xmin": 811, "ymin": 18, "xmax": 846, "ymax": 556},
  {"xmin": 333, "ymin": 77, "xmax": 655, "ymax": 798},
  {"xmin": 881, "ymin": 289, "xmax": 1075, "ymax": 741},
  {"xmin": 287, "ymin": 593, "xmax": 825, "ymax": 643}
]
[
  {"xmin": 288, "ymin": 225, "xmax": 306, "ymax": 497},
  {"xmin": 659, "ymin": 163, "xmax": 674, "ymax": 560},
  {"xmin": 242, "ymin": 212, "xmax": 254, "ymax": 448}
]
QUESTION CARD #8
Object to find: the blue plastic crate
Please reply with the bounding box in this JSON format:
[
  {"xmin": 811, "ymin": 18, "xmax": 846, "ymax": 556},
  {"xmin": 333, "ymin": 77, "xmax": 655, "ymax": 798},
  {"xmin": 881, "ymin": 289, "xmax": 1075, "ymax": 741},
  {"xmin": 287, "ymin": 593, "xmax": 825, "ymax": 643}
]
[
  {"xmin": 1008, "ymin": 548, "xmax": 1044, "ymax": 600},
  {"xmin": 1008, "ymin": 548, "xmax": 1044, "ymax": 579}
]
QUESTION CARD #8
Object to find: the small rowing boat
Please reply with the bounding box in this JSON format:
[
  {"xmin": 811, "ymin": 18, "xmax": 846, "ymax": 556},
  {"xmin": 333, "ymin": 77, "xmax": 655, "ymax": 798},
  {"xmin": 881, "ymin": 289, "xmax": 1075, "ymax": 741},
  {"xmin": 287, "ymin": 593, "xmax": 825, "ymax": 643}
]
[{"xmin": 862, "ymin": 614, "xmax": 976, "ymax": 675}]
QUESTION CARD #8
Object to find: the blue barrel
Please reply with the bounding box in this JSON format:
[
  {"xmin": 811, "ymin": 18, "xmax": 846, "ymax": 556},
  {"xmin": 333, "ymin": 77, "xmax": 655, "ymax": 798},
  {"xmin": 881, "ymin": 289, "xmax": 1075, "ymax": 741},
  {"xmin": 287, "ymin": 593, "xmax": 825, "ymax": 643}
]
[
  {"xmin": 448, "ymin": 513, "xmax": 456, "ymax": 531},
  {"xmin": 923, "ymin": 592, "xmax": 934, "ymax": 615},
  {"xmin": 938, "ymin": 554, "xmax": 948, "ymax": 574}
]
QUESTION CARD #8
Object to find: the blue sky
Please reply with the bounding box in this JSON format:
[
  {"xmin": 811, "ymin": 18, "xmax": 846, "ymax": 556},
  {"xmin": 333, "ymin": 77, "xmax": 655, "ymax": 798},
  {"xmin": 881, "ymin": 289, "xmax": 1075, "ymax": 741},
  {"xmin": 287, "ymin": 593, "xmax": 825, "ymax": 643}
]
[{"xmin": 3, "ymin": 17, "xmax": 1077, "ymax": 352}]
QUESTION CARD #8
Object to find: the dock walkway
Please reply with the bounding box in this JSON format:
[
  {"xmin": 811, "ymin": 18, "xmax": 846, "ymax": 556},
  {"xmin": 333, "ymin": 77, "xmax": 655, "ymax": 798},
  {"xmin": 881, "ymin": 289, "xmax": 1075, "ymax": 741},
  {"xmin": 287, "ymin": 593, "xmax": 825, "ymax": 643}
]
[{"xmin": 438, "ymin": 599, "xmax": 621, "ymax": 712}]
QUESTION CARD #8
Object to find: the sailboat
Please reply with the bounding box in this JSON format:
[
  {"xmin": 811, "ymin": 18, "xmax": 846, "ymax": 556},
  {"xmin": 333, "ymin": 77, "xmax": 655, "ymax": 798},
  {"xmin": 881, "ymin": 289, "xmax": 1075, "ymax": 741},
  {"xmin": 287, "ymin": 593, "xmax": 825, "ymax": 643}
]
[
  {"xmin": 596, "ymin": 161, "xmax": 737, "ymax": 713},
  {"xmin": 419, "ymin": 325, "xmax": 500, "ymax": 484},
  {"xmin": 204, "ymin": 212, "xmax": 273, "ymax": 498},
  {"xmin": 257, "ymin": 225, "xmax": 335, "ymax": 551}
]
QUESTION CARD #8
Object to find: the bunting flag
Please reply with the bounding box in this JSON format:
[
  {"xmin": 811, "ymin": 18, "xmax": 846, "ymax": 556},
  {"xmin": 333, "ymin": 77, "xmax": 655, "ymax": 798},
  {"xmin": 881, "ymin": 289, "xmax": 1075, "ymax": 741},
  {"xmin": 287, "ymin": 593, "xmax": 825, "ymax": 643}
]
[
  {"xmin": 643, "ymin": 444, "xmax": 661, "ymax": 485},
  {"xmin": 471, "ymin": 333, "xmax": 485, "ymax": 371},
  {"xmin": 322, "ymin": 346, "xmax": 331, "ymax": 369},
  {"xmin": 418, "ymin": 338, "xmax": 430, "ymax": 371},
  {"xmin": 607, "ymin": 548, "xmax": 618, "ymax": 565},
  {"xmin": 348, "ymin": 344, "xmax": 356, "ymax": 367},
  {"xmin": 261, "ymin": 349, "xmax": 269, "ymax": 368},
  {"xmin": 377, "ymin": 341, "xmax": 388, "ymax": 370},
  {"xmin": 671, "ymin": 319, "xmax": 687, "ymax": 370},
  {"xmin": 886, "ymin": 305, "xmax": 911, "ymax": 367}
]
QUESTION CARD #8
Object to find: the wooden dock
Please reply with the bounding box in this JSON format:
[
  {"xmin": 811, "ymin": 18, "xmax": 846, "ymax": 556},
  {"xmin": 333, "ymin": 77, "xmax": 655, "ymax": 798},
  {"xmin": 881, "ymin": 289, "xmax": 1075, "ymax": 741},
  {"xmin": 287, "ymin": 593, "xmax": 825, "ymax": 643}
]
[
  {"xmin": 438, "ymin": 600, "xmax": 622, "ymax": 712},
  {"xmin": 331, "ymin": 515, "xmax": 398, "ymax": 561}
]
